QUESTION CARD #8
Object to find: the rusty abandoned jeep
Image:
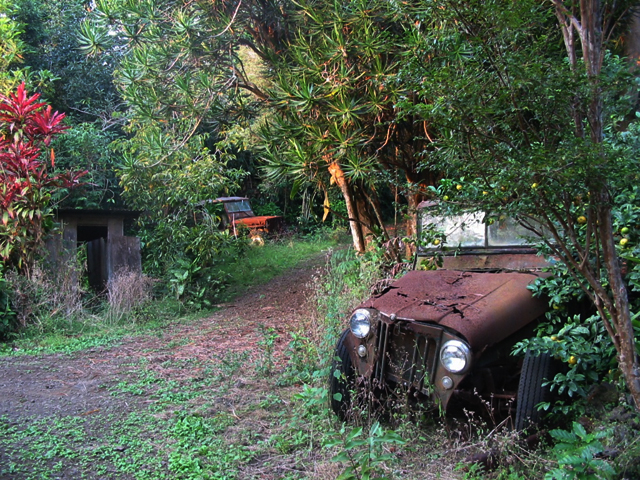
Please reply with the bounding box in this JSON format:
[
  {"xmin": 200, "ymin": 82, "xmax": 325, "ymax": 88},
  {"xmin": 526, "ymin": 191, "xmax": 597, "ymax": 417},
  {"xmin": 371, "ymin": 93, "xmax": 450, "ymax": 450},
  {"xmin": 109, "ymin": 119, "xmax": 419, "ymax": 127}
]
[
  {"xmin": 214, "ymin": 197, "xmax": 284, "ymax": 233},
  {"xmin": 330, "ymin": 203, "xmax": 558, "ymax": 430}
]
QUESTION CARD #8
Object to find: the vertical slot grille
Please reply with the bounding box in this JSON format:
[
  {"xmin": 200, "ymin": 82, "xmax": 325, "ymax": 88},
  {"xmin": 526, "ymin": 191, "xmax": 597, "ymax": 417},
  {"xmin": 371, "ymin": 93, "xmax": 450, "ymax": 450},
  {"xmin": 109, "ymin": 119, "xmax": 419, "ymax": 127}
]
[
  {"xmin": 375, "ymin": 320, "xmax": 389, "ymax": 381},
  {"xmin": 374, "ymin": 319, "xmax": 440, "ymax": 394}
]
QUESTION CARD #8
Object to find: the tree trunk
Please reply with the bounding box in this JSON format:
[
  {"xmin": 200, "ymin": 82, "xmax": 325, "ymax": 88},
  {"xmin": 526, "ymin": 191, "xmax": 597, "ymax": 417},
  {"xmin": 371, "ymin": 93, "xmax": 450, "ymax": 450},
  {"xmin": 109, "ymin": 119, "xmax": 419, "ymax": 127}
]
[
  {"xmin": 328, "ymin": 162, "xmax": 366, "ymax": 252},
  {"xmin": 405, "ymin": 173, "xmax": 426, "ymax": 238},
  {"xmin": 363, "ymin": 188, "xmax": 389, "ymax": 241},
  {"xmin": 554, "ymin": 0, "xmax": 640, "ymax": 410},
  {"xmin": 597, "ymin": 188, "xmax": 640, "ymax": 409},
  {"xmin": 355, "ymin": 187, "xmax": 376, "ymax": 240}
]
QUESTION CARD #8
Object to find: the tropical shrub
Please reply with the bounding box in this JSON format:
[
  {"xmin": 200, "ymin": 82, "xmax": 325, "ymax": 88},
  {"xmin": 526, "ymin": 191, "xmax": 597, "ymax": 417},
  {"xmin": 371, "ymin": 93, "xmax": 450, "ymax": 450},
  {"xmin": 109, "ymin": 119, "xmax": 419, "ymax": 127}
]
[
  {"xmin": 0, "ymin": 263, "xmax": 16, "ymax": 340},
  {"xmin": 0, "ymin": 82, "xmax": 84, "ymax": 273}
]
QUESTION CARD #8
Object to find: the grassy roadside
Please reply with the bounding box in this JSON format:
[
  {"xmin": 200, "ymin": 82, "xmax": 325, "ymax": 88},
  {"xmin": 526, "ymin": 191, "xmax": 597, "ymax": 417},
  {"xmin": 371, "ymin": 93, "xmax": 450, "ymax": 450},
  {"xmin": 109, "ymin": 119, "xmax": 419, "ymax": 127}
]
[
  {"xmin": 0, "ymin": 242, "xmax": 476, "ymax": 480},
  {"xmin": 216, "ymin": 231, "xmax": 346, "ymax": 300},
  {"xmin": 0, "ymin": 232, "xmax": 344, "ymax": 357}
]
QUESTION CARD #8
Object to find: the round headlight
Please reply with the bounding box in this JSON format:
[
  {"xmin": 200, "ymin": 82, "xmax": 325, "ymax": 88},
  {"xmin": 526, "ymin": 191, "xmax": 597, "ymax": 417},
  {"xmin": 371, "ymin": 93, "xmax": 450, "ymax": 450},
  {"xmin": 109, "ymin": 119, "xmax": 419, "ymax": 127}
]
[
  {"xmin": 350, "ymin": 309, "xmax": 372, "ymax": 339},
  {"xmin": 440, "ymin": 340, "xmax": 471, "ymax": 374}
]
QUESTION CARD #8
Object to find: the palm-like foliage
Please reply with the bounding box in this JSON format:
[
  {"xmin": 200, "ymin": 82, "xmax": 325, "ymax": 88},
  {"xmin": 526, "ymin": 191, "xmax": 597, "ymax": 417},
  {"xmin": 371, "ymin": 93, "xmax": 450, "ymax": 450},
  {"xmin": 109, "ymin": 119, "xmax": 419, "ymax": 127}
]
[
  {"xmin": 77, "ymin": 0, "xmax": 282, "ymax": 217},
  {"xmin": 259, "ymin": 0, "xmax": 433, "ymax": 247}
]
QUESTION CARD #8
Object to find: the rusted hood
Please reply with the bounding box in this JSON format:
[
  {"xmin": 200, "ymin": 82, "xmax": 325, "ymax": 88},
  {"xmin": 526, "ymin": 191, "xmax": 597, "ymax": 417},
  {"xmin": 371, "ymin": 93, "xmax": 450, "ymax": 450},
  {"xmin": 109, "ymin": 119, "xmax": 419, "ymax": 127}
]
[{"xmin": 361, "ymin": 270, "xmax": 548, "ymax": 351}]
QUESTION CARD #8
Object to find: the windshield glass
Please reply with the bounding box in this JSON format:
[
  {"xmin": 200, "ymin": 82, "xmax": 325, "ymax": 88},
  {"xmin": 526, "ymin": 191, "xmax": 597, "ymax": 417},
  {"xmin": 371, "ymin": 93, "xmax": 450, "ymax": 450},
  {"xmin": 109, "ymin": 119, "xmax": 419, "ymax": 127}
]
[
  {"xmin": 421, "ymin": 212, "xmax": 486, "ymax": 247},
  {"xmin": 225, "ymin": 200, "xmax": 253, "ymax": 213},
  {"xmin": 487, "ymin": 217, "xmax": 535, "ymax": 246},
  {"xmin": 419, "ymin": 209, "xmax": 542, "ymax": 248}
]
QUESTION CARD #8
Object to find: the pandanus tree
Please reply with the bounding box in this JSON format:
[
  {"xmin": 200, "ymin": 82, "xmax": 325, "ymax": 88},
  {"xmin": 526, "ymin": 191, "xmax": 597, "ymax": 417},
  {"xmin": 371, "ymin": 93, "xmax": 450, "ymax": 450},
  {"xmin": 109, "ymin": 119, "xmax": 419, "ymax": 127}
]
[
  {"xmin": 0, "ymin": 83, "xmax": 84, "ymax": 274},
  {"xmin": 258, "ymin": 0, "xmax": 436, "ymax": 251},
  {"xmin": 77, "ymin": 0, "xmax": 288, "ymax": 221},
  {"xmin": 400, "ymin": 0, "xmax": 640, "ymax": 409}
]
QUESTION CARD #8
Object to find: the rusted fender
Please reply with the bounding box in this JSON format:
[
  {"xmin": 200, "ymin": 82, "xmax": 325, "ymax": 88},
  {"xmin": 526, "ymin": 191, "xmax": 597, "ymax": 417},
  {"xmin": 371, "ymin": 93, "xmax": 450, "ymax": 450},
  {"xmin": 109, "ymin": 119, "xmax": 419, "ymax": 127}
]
[{"xmin": 360, "ymin": 270, "xmax": 548, "ymax": 351}]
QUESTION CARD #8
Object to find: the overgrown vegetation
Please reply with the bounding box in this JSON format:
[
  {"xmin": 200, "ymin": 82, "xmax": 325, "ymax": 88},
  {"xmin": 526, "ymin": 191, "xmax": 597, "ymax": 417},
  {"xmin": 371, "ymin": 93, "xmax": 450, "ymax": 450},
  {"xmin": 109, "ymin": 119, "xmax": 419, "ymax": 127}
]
[
  {"xmin": 2, "ymin": 0, "xmax": 640, "ymax": 478},
  {"xmin": 2, "ymin": 243, "xmax": 639, "ymax": 479},
  {"xmin": 402, "ymin": 0, "xmax": 640, "ymax": 408},
  {"xmin": 0, "ymin": 232, "xmax": 342, "ymax": 352}
]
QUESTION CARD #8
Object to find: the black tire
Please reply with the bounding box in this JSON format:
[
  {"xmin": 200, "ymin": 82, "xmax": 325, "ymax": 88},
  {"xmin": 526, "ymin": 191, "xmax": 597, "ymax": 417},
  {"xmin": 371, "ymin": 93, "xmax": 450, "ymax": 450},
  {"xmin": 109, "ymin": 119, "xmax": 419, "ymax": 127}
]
[
  {"xmin": 515, "ymin": 351, "xmax": 555, "ymax": 431},
  {"xmin": 329, "ymin": 328, "xmax": 354, "ymax": 420}
]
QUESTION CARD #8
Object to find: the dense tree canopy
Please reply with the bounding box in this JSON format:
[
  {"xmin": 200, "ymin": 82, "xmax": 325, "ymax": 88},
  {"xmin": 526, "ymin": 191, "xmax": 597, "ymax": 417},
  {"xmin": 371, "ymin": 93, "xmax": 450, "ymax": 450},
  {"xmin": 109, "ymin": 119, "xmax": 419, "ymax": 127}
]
[
  {"xmin": 80, "ymin": 0, "xmax": 441, "ymax": 252},
  {"xmin": 78, "ymin": 0, "xmax": 275, "ymax": 217},
  {"xmin": 0, "ymin": 0, "xmax": 26, "ymax": 93}
]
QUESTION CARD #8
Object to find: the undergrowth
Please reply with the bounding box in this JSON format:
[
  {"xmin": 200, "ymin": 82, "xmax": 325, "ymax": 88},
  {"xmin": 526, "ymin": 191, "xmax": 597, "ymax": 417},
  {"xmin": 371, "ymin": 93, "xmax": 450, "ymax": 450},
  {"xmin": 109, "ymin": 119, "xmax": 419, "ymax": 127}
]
[{"xmin": 0, "ymin": 232, "xmax": 343, "ymax": 356}]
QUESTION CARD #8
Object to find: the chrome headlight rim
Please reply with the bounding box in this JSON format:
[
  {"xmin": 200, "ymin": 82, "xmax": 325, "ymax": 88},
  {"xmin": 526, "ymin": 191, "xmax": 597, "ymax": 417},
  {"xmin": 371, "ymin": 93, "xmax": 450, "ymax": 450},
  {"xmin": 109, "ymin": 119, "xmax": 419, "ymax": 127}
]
[
  {"xmin": 349, "ymin": 308, "xmax": 372, "ymax": 339},
  {"xmin": 440, "ymin": 339, "xmax": 471, "ymax": 374}
]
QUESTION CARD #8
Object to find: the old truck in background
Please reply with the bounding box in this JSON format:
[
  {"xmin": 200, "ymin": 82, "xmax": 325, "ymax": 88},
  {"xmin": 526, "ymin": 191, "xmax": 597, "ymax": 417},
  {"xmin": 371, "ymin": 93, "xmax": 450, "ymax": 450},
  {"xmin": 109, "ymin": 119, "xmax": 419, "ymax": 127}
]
[{"xmin": 214, "ymin": 197, "xmax": 284, "ymax": 234}]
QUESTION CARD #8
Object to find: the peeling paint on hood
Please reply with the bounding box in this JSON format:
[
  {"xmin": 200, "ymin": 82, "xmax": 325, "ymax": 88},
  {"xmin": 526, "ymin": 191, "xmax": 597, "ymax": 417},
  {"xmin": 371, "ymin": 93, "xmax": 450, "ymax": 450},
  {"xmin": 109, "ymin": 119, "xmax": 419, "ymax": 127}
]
[{"xmin": 360, "ymin": 269, "xmax": 548, "ymax": 351}]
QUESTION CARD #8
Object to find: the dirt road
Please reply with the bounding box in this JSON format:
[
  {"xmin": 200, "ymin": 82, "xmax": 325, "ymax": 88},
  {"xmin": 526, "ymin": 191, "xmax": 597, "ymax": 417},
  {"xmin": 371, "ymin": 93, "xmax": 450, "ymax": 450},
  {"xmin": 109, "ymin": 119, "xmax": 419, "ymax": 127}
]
[{"xmin": 0, "ymin": 257, "xmax": 332, "ymax": 479}]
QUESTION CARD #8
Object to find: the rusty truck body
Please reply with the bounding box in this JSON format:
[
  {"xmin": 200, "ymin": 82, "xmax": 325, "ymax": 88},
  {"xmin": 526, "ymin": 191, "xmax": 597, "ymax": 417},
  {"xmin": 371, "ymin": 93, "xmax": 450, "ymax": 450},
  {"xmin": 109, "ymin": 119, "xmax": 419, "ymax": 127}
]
[{"xmin": 330, "ymin": 203, "xmax": 558, "ymax": 429}]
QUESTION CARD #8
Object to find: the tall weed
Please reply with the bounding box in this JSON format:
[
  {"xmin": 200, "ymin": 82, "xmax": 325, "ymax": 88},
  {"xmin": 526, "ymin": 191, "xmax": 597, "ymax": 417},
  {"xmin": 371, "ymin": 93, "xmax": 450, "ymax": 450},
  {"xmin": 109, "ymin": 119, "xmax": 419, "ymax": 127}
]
[
  {"xmin": 5, "ymin": 256, "xmax": 87, "ymax": 333},
  {"xmin": 311, "ymin": 248, "xmax": 384, "ymax": 364},
  {"xmin": 104, "ymin": 267, "xmax": 154, "ymax": 324}
]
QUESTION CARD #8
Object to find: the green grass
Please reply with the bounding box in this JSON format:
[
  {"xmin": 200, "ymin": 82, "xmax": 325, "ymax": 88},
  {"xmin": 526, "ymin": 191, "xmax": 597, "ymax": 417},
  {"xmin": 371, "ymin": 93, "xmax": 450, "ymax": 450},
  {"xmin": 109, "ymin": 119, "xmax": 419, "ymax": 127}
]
[
  {"xmin": 217, "ymin": 230, "xmax": 346, "ymax": 300},
  {"xmin": 0, "ymin": 410, "xmax": 254, "ymax": 479},
  {"xmin": 0, "ymin": 302, "xmax": 209, "ymax": 357},
  {"xmin": 0, "ymin": 244, "xmax": 581, "ymax": 479},
  {"xmin": 0, "ymin": 353, "xmax": 262, "ymax": 479}
]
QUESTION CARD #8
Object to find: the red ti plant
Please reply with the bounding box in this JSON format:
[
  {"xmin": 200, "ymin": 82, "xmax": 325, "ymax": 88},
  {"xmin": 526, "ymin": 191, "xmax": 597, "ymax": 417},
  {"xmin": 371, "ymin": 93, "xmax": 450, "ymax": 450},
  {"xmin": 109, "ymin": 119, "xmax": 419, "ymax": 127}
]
[{"xmin": 0, "ymin": 82, "xmax": 85, "ymax": 274}]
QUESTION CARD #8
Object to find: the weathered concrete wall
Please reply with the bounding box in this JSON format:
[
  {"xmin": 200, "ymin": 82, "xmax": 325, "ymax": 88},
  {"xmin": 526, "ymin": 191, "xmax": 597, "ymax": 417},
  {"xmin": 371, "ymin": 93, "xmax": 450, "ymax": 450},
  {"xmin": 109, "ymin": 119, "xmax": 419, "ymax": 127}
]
[{"xmin": 108, "ymin": 236, "xmax": 142, "ymax": 280}]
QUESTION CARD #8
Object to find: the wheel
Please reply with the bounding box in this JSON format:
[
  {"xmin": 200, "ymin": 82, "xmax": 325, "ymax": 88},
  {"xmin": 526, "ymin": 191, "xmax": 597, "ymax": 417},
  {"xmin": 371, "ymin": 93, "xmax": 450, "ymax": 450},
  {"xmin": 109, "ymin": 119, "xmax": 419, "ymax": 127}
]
[
  {"xmin": 329, "ymin": 328, "xmax": 354, "ymax": 420},
  {"xmin": 515, "ymin": 351, "xmax": 556, "ymax": 431}
]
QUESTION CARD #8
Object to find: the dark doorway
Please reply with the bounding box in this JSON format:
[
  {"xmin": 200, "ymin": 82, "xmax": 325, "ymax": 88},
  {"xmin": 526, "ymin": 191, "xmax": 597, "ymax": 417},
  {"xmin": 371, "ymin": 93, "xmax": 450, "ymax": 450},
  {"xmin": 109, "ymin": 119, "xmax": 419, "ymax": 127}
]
[
  {"xmin": 77, "ymin": 225, "xmax": 108, "ymax": 243},
  {"xmin": 77, "ymin": 225, "xmax": 108, "ymax": 290}
]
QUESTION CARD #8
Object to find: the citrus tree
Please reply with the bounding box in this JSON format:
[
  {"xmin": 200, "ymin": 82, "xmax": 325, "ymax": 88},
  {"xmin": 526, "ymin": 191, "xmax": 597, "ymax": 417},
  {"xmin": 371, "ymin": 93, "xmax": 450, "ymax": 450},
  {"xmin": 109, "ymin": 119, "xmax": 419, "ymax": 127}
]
[
  {"xmin": 0, "ymin": 82, "xmax": 84, "ymax": 274},
  {"xmin": 400, "ymin": 0, "xmax": 640, "ymax": 409}
]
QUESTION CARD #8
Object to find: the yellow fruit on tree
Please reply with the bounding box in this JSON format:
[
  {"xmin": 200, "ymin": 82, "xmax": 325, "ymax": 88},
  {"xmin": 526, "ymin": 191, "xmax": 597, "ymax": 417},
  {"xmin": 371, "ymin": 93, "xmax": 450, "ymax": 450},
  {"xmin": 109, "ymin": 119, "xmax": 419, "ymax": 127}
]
[
  {"xmin": 531, "ymin": 182, "xmax": 538, "ymax": 189},
  {"xmin": 456, "ymin": 184, "xmax": 463, "ymax": 191},
  {"xmin": 620, "ymin": 238, "xmax": 629, "ymax": 246},
  {"xmin": 577, "ymin": 216, "xmax": 587, "ymax": 224},
  {"xmin": 433, "ymin": 239, "xmax": 441, "ymax": 245},
  {"xmin": 569, "ymin": 356, "xmax": 578, "ymax": 365},
  {"xmin": 443, "ymin": 195, "xmax": 449, "ymax": 201}
]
